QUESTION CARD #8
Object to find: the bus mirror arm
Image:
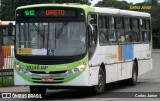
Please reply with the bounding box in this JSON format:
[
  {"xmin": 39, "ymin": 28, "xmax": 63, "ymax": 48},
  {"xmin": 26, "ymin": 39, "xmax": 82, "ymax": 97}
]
[
  {"xmin": 89, "ymin": 24, "xmax": 94, "ymax": 34},
  {"xmin": 88, "ymin": 24, "xmax": 96, "ymax": 47},
  {"xmin": 10, "ymin": 36, "xmax": 15, "ymax": 43},
  {"xmin": 8, "ymin": 22, "xmax": 13, "ymax": 36}
]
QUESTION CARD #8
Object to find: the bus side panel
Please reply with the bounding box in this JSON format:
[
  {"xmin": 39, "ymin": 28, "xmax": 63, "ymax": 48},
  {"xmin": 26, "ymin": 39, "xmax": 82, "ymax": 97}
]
[
  {"xmin": 89, "ymin": 66, "xmax": 99, "ymax": 86},
  {"xmin": 101, "ymin": 45, "xmax": 118, "ymax": 83},
  {"xmin": 88, "ymin": 43, "xmax": 102, "ymax": 85},
  {"xmin": 116, "ymin": 45, "xmax": 133, "ymax": 81},
  {"xmin": 106, "ymin": 64, "xmax": 118, "ymax": 83},
  {"xmin": 138, "ymin": 60, "xmax": 143, "ymax": 75},
  {"xmin": 133, "ymin": 44, "xmax": 151, "ymax": 76},
  {"xmin": 117, "ymin": 62, "xmax": 134, "ymax": 81},
  {"xmin": 125, "ymin": 62, "xmax": 133, "ymax": 79},
  {"xmin": 143, "ymin": 59, "xmax": 151, "ymax": 73},
  {"xmin": 70, "ymin": 64, "xmax": 90, "ymax": 86},
  {"xmin": 14, "ymin": 69, "xmax": 28, "ymax": 85}
]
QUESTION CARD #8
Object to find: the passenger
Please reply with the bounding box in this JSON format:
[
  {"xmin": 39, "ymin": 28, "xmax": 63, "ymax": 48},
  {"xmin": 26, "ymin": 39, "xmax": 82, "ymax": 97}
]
[{"xmin": 99, "ymin": 31, "xmax": 105, "ymax": 44}]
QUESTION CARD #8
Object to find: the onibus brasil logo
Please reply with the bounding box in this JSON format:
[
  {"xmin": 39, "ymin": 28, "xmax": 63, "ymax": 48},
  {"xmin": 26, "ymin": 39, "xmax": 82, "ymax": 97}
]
[{"xmin": 1, "ymin": 93, "xmax": 42, "ymax": 99}]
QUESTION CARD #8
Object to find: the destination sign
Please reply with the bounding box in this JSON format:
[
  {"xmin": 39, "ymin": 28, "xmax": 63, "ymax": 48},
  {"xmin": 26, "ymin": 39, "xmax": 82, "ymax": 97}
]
[{"xmin": 23, "ymin": 8, "xmax": 76, "ymax": 18}]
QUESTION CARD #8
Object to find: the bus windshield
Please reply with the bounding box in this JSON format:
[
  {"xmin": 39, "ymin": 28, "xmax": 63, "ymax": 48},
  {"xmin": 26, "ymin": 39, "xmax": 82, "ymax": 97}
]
[{"xmin": 16, "ymin": 22, "xmax": 86, "ymax": 56}]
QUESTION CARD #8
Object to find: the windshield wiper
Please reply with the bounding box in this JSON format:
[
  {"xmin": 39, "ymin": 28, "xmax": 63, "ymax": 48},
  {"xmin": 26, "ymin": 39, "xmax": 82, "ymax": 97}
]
[
  {"xmin": 32, "ymin": 23, "xmax": 45, "ymax": 47},
  {"xmin": 56, "ymin": 22, "xmax": 68, "ymax": 39},
  {"xmin": 32, "ymin": 23, "xmax": 45, "ymax": 37}
]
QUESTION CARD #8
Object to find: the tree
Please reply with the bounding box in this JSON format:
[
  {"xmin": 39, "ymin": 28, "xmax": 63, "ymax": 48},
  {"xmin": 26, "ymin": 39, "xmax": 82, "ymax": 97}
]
[
  {"xmin": 145, "ymin": 0, "xmax": 158, "ymax": 5},
  {"xmin": 54, "ymin": 0, "xmax": 91, "ymax": 5},
  {"xmin": 95, "ymin": 0, "xmax": 130, "ymax": 10}
]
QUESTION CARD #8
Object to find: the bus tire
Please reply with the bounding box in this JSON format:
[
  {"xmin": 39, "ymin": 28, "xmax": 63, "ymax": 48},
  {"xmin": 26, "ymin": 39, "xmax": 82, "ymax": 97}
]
[
  {"xmin": 128, "ymin": 62, "xmax": 138, "ymax": 86},
  {"xmin": 30, "ymin": 86, "xmax": 46, "ymax": 96},
  {"xmin": 92, "ymin": 68, "xmax": 105, "ymax": 94}
]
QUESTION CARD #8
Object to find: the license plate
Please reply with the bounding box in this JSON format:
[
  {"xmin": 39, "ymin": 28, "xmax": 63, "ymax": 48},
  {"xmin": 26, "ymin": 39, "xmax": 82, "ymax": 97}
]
[{"xmin": 42, "ymin": 77, "xmax": 54, "ymax": 82}]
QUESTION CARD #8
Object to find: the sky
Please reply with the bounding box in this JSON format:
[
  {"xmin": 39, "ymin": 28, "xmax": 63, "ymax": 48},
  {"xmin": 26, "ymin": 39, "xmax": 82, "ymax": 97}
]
[{"xmin": 91, "ymin": 0, "xmax": 145, "ymax": 5}]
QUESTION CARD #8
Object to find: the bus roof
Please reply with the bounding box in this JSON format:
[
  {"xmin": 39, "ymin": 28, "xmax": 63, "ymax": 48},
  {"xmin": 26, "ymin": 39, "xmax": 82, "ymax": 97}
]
[
  {"xmin": 0, "ymin": 21, "xmax": 15, "ymax": 26},
  {"xmin": 16, "ymin": 3, "xmax": 91, "ymax": 10},
  {"xmin": 16, "ymin": 4, "xmax": 150, "ymax": 18},
  {"xmin": 95, "ymin": 7, "xmax": 150, "ymax": 17}
]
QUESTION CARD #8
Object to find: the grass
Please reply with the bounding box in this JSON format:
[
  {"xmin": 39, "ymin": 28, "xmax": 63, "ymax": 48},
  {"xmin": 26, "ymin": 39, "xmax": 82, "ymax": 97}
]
[{"xmin": 0, "ymin": 76, "xmax": 14, "ymax": 87}]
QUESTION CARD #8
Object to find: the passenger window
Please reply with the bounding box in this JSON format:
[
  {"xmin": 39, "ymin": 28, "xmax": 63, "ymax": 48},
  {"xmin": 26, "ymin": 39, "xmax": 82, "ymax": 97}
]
[
  {"xmin": 88, "ymin": 14, "xmax": 98, "ymax": 59},
  {"xmin": 116, "ymin": 17, "xmax": 123, "ymax": 29},
  {"xmin": 98, "ymin": 16, "xmax": 109, "ymax": 45},
  {"xmin": 117, "ymin": 30, "xmax": 125, "ymax": 43},
  {"xmin": 109, "ymin": 17, "xmax": 115, "ymax": 29},
  {"xmin": 108, "ymin": 30, "xmax": 117, "ymax": 43},
  {"xmin": 125, "ymin": 30, "xmax": 133, "ymax": 43},
  {"xmin": 140, "ymin": 18, "xmax": 149, "ymax": 43},
  {"xmin": 141, "ymin": 31, "xmax": 149, "ymax": 42},
  {"xmin": 116, "ymin": 17, "xmax": 125, "ymax": 43},
  {"xmin": 146, "ymin": 19, "xmax": 151, "ymax": 30},
  {"xmin": 108, "ymin": 16, "xmax": 117, "ymax": 44},
  {"xmin": 133, "ymin": 18, "xmax": 139, "ymax": 29},
  {"xmin": 125, "ymin": 17, "xmax": 131, "ymax": 29},
  {"xmin": 133, "ymin": 30, "xmax": 140, "ymax": 42},
  {"xmin": 140, "ymin": 19, "xmax": 146, "ymax": 29}
]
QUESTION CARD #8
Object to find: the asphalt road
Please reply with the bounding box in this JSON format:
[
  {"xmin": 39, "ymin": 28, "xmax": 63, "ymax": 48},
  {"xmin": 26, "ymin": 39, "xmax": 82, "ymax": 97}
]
[{"xmin": 0, "ymin": 52, "xmax": 160, "ymax": 101}]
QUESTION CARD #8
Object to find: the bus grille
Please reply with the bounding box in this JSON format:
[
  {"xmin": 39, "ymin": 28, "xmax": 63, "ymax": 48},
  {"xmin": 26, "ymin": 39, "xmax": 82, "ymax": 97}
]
[
  {"xmin": 30, "ymin": 70, "xmax": 67, "ymax": 74},
  {"xmin": 32, "ymin": 78, "xmax": 64, "ymax": 84}
]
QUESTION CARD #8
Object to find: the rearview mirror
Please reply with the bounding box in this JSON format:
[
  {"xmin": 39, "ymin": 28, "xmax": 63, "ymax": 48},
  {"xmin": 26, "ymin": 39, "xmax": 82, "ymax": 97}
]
[
  {"xmin": 8, "ymin": 22, "xmax": 13, "ymax": 36},
  {"xmin": 88, "ymin": 24, "xmax": 97, "ymax": 47}
]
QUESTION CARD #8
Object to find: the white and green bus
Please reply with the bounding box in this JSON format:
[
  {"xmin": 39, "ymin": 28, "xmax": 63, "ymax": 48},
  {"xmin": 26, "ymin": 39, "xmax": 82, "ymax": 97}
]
[{"xmin": 14, "ymin": 4, "xmax": 152, "ymax": 95}]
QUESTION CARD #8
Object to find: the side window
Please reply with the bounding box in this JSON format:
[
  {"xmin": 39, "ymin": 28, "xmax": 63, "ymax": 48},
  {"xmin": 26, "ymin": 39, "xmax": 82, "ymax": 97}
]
[
  {"xmin": 146, "ymin": 19, "xmax": 151, "ymax": 42},
  {"xmin": 117, "ymin": 30, "xmax": 125, "ymax": 43},
  {"xmin": 88, "ymin": 14, "xmax": 98, "ymax": 59},
  {"xmin": 125, "ymin": 17, "xmax": 131, "ymax": 29},
  {"xmin": 140, "ymin": 19, "xmax": 146, "ymax": 30},
  {"xmin": 126, "ymin": 18, "xmax": 140, "ymax": 43},
  {"xmin": 141, "ymin": 31, "xmax": 148, "ymax": 42},
  {"xmin": 116, "ymin": 17, "xmax": 123, "ymax": 29},
  {"xmin": 140, "ymin": 18, "xmax": 148, "ymax": 43},
  {"xmin": 116, "ymin": 17, "xmax": 125, "ymax": 43},
  {"xmin": 132, "ymin": 18, "xmax": 140, "ymax": 43},
  {"xmin": 133, "ymin": 30, "xmax": 140, "ymax": 42},
  {"xmin": 89, "ymin": 14, "xmax": 98, "ymax": 47},
  {"xmin": 125, "ymin": 30, "xmax": 133, "ymax": 43},
  {"xmin": 109, "ymin": 16, "xmax": 115, "ymax": 29},
  {"xmin": 108, "ymin": 30, "xmax": 116, "ymax": 43},
  {"xmin": 108, "ymin": 16, "xmax": 117, "ymax": 44},
  {"xmin": 133, "ymin": 18, "xmax": 139, "ymax": 30},
  {"xmin": 125, "ymin": 17, "xmax": 132, "ymax": 43},
  {"xmin": 146, "ymin": 19, "xmax": 151, "ymax": 30},
  {"xmin": 98, "ymin": 16, "xmax": 109, "ymax": 45}
]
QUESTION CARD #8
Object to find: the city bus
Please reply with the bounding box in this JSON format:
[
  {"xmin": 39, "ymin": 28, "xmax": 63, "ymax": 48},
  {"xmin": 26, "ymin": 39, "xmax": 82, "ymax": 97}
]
[
  {"xmin": 0, "ymin": 21, "xmax": 15, "ymax": 70},
  {"xmin": 14, "ymin": 4, "xmax": 152, "ymax": 95}
]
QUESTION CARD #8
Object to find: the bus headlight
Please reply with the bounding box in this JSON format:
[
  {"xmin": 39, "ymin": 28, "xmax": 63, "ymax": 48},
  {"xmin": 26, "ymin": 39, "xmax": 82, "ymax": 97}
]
[
  {"xmin": 77, "ymin": 63, "xmax": 86, "ymax": 71},
  {"xmin": 66, "ymin": 63, "xmax": 86, "ymax": 75},
  {"xmin": 15, "ymin": 64, "xmax": 31, "ymax": 75}
]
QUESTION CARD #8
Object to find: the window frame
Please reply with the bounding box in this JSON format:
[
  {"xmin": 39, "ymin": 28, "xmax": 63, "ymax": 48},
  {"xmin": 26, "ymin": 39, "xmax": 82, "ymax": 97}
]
[{"xmin": 89, "ymin": 12, "xmax": 151, "ymax": 46}]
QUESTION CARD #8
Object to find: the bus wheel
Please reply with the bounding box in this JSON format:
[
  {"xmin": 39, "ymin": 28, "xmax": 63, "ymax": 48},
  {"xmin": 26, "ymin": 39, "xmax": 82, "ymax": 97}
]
[
  {"xmin": 128, "ymin": 62, "xmax": 138, "ymax": 86},
  {"xmin": 93, "ymin": 68, "xmax": 105, "ymax": 94},
  {"xmin": 30, "ymin": 86, "xmax": 46, "ymax": 96}
]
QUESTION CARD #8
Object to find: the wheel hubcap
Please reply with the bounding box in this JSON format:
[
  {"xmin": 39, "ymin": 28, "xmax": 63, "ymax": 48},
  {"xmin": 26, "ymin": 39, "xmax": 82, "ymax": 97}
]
[
  {"xmin": 98, "ymin": 74, "xmax": 104, "ymax": 90},
  {"xmin": 133, "ymin": 70, "xmax": 137, "ymax": 82}
]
